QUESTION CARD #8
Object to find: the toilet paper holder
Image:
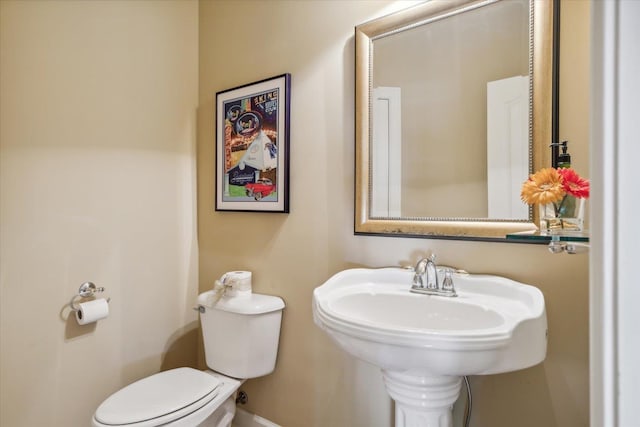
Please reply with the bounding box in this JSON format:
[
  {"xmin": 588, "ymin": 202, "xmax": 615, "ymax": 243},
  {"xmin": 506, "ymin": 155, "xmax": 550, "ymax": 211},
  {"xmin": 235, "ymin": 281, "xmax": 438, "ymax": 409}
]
[{"xmin": 69, "ymin": 282, "xmax": 110, "ymax": 312}]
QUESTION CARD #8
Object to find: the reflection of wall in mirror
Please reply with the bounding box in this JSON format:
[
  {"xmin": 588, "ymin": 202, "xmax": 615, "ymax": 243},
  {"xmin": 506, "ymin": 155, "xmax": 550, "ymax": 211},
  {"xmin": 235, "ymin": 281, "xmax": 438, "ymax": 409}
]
[{"xmin": 372, "ymin": 0, "xmax": 529, "ymax": 219}]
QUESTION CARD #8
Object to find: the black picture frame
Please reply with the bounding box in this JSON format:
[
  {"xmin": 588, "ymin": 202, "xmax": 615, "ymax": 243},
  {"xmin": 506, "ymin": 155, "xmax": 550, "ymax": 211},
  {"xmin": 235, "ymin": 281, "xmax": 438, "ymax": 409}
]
[{"xmin": 215, "ymin": 74, "xmax": 290, "ymax": 212}]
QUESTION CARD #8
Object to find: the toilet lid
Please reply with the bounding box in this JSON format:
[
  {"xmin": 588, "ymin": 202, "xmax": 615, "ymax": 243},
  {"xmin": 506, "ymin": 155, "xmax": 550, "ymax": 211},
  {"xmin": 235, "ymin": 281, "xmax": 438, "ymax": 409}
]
[{"xmin": 94, "ymin": 367, "xmax": 221, "ymax": 426}]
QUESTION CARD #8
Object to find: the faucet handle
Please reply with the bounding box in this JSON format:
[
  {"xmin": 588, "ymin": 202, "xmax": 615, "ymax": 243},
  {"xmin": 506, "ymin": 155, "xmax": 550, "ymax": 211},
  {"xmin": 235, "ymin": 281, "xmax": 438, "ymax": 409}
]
[
  {"xmin": 429, "ymin": 254, "xmax": 437, "ymax": 263},
  {"xmin": 441, "ymin": 269, "xmax": 457, "ymax": 296},
  {"xmin": 437, "ymin": 265, "xmax": 469, "ymax": 275}
]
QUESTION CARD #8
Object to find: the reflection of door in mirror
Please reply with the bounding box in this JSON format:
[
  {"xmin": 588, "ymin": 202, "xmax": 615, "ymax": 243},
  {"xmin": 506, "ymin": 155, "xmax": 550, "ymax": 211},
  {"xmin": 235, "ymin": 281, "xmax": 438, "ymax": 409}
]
[
  {"xmin": 487, "ymin": 75, "xmax": 529, "ymax": 219},
  {"xmin": 372, "ymin": 87, "xmax": 402, "ymax": 217},
  {"xmin": 371, "ymin": 0, "xmax": 529, "ymax": 219}
]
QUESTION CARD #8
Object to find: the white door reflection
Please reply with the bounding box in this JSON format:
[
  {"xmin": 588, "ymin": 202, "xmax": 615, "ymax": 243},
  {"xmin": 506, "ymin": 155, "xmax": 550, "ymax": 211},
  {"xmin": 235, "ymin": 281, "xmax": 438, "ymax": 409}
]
[{"xmin": 372, "ymin": 86, "xmax": 402, "ymax": 218}]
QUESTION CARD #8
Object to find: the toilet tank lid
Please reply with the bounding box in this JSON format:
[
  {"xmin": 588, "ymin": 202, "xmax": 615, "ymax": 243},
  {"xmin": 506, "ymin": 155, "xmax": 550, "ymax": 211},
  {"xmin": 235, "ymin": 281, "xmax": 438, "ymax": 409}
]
[
  {"xmin": 94, "ymin": 368, "xmax": 220, "ymax": 425},
  {"xmin": 198, "ymin": 291, "xmax": 285, "ymax": 314}
]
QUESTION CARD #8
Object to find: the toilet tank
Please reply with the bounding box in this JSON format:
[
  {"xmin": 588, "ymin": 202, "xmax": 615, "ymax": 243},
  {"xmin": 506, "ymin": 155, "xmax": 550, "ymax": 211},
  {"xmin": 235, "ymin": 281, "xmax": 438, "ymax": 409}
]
[{"xmin": 197, "ymin": 291, "xmax": 285, "ymax": 379}]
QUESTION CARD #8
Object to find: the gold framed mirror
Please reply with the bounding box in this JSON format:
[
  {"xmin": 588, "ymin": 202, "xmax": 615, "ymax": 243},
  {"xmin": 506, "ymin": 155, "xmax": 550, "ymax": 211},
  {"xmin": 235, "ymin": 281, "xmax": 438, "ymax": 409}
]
[{"xmin": 355, "ymin": 0, "xmax": 556, "ymax": 240}]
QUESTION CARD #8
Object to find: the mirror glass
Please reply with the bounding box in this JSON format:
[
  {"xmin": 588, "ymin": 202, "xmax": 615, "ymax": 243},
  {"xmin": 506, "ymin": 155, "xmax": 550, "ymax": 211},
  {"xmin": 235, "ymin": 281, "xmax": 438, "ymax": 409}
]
[{"xmin": 355, "ymin": 0, "xmax": 555, "ymax": 240}]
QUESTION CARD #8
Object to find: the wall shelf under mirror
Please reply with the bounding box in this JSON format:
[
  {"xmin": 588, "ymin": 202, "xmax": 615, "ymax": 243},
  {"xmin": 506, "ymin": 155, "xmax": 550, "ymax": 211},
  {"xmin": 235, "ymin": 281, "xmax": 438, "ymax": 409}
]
[
  {"xmin": 506, "ymin": 230, "xmax": 589, "ymax": 243},
  {"xmin": 506, "ymin": 230, "xmax": 589, "ymax": 244},
  {"xmin": 506, "ymin": 230, "xmax": 590, "ymax": 254}
]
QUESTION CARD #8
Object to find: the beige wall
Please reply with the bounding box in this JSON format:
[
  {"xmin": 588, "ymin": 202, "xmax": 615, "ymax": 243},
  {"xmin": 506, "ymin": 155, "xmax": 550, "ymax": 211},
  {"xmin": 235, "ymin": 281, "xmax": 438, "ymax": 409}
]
[
  {"xmin": 560, "ymin": 0, "xmax": 590, "ymax": 178},
  {"xmin": 199, "ymin": 1, "xmax": 589, "ymax": 427},
  {"xmin": 0, "ymin": 1, "xmax": 199, "ymax": 425}
]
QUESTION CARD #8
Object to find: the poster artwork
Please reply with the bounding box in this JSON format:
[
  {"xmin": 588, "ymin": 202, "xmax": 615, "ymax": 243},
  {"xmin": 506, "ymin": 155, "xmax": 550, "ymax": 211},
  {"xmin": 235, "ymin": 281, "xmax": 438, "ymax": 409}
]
[{"xmin": 222, "ymin": 89, "xmax": 279, "ymax": 202}]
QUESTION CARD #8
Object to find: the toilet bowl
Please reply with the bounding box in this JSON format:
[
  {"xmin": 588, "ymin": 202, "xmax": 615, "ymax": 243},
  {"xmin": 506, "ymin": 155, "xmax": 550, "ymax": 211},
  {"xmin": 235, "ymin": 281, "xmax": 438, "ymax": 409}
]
[{"xmin": 92, "ymin": 290, "xmax": 284, "ymax": 427}]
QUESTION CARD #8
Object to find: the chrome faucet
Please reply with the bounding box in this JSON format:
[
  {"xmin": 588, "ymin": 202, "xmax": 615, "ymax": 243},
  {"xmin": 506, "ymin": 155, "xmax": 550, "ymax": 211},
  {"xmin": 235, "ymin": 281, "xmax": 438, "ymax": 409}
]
[
  {"xmin": 411, "ymin": 254, "xmax": 457, "ymax": 297},
  {"xmin": 413, "ymin": 255, "xmax": 438, "ymax": 289}
]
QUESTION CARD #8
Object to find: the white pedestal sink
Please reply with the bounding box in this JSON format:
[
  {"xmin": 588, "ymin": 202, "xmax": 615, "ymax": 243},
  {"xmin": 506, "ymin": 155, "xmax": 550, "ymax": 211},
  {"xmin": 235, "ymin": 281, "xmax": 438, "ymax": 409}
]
[{"xmin": 313, "ymin": 268, "xmax": 547, "ymax": 427}]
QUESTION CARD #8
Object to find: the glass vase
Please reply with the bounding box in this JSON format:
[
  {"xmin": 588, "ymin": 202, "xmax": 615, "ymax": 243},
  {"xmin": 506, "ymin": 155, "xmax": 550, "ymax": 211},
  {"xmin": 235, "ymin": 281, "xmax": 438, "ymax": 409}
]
[{"xmin": 538, "ymin": 195, "xmax": 586, "ymax": 233}]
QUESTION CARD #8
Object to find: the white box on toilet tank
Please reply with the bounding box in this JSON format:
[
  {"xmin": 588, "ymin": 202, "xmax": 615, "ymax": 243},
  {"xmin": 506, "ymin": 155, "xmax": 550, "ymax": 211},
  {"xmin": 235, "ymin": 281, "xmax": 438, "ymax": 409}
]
[{"xmin": 197, "ymin": 291, "xmax": 285, "ymax": 379}]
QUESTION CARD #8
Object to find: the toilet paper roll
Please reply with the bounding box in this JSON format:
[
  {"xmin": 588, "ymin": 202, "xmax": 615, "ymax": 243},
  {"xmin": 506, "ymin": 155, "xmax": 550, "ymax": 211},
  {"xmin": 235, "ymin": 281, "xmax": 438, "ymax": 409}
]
[
  {"xmin": 221, "ymin": 271, "xmax": 252, "ymax": 297},
  {"xmin": 75, "ymin": 298, "xmax": 109, "ymax": 325}
]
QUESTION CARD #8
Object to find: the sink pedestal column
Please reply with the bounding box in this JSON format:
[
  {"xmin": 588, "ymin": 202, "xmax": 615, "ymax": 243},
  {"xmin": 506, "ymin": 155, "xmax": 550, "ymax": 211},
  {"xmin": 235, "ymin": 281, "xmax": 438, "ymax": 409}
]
[{"xmin": 382, "ymin": 371, "xmax": 462, "ymax": 427}]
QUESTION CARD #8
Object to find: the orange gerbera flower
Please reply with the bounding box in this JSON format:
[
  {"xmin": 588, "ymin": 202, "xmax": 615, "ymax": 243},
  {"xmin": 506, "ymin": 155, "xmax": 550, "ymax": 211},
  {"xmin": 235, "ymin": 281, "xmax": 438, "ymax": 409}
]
[
  {"xmin": 558, "ymin": 167, "xmax": 590, "ymax": 198},
  {"xmin": 521, "ymin": 167, "xmax": 565, "ymax": 205}
]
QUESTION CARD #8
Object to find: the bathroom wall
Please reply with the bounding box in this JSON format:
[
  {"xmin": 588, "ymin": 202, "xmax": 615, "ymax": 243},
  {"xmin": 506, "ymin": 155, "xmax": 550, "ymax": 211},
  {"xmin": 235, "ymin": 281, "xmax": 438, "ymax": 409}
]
[
  {"xmin": 0, "ymin": 1, "xmax": 199, "ymax": 425},
  {"xmin": 198, "ymin": 1, "xmax": 589, "ymax": 427}
]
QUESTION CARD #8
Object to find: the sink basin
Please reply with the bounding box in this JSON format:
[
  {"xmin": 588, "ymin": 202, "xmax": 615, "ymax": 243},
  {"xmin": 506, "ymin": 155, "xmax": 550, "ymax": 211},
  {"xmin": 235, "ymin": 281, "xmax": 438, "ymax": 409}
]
[
  {"xmin": 330, "ymin": 292, "xmax": 505, "ymax": 330},
  {"xmin": 313, "ymin": 267, "xmax": 547, "ymax": 427}
]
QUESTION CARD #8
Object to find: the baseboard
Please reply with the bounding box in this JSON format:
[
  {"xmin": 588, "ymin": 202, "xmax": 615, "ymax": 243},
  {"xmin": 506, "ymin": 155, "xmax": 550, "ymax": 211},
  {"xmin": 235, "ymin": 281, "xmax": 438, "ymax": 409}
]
[{"xmin": 232, "ymin": 408, "xmax": 281, "ymax": 427}]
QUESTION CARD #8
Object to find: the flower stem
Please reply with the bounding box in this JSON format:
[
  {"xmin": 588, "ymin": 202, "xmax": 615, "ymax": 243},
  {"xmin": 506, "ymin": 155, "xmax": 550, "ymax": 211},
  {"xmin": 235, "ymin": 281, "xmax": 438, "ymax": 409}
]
[{"xmin": 556, "ymin": 195, "xmax": 567, "ymax": 217}]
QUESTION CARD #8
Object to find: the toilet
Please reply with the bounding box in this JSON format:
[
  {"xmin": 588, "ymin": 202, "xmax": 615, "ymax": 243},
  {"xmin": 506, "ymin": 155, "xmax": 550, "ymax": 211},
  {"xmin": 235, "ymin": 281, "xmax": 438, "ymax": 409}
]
[{"xmin": 92, "ymin": 289, "xmax": 285, "ymax": 427}]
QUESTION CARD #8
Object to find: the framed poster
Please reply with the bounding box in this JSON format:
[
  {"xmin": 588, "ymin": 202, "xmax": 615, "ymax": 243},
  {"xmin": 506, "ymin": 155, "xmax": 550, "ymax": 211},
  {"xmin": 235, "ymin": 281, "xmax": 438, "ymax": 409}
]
[{"xmin": 215, "ymin": 74, "xmax": 291, "ymax": 212}]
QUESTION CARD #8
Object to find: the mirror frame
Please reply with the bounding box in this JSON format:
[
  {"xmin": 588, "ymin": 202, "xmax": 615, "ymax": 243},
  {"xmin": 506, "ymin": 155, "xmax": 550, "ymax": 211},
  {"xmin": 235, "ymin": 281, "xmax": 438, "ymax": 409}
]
[{"xmin": 355, "ymin": 0, "xmax": 556, "ymax": 241}]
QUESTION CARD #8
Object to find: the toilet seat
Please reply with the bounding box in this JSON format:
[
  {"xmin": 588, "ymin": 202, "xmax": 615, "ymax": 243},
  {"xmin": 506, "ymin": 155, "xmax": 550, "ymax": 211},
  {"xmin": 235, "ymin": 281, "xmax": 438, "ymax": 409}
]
[{"xmin": 93, "ymin": 368, "xmax": 233, "ymax": 427}]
